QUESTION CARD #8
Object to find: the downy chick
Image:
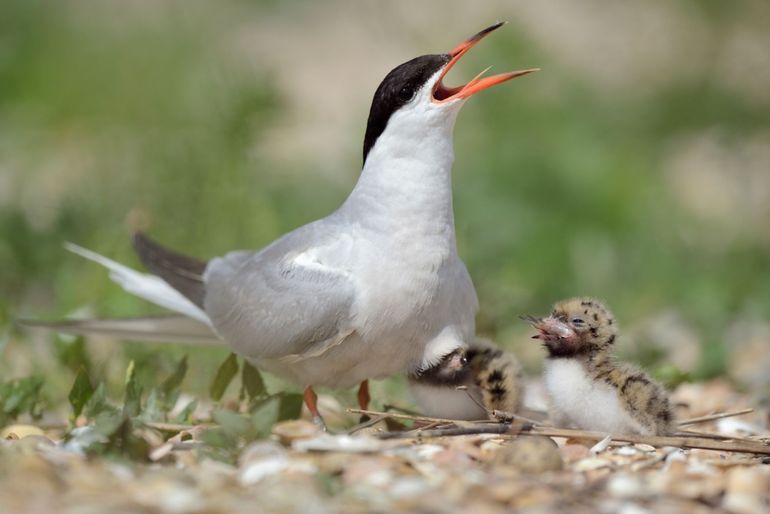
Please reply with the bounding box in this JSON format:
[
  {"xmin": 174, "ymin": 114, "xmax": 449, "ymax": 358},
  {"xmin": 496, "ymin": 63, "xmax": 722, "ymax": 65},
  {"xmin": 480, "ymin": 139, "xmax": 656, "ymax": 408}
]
[
  {"xmin": 409, "ymin": 339, "xmax": 524, "ymax": 420},
  {"xmin": 526, "ymin": 298, "xmax": 673, "ymax": 435}
]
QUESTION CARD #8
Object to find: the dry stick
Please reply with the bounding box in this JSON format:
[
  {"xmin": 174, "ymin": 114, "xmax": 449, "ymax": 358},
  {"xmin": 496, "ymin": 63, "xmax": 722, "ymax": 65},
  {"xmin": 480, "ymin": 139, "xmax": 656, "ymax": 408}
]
[
  {"xmin": 519, "ymin": 425, "xmax": 770, "ymax": 456},
  {"xmin": 374, "ymin": 424, "xmax": 770, "ymax": 455},
  {"xmin": 675, "ymin": 428, "xmax": 759, "ymax": 442},
  {"xmin": 377, "ymin": 424, "xmax": 513, "ymax": 439},
  {"xmin": 355, "ymin": 408, "xmax": 770, "ymax": 455},
  {"xmin": 356, "ymin": 408, "xmax": 770, "ymax": 456},
  {"xmin": 348, "ymin": 408, "xmax": 492, "ymax": 426},
  {"xmin": 355, "ymin": 407, "xmax": 755, "ymax": 429},
  {"xmin": 348, "ymin": 415, "xmax": 388, "ymax": 435},
  {"xmin": 455, "ymin": 386, "xmax": 546, "ymax": 427},
  {"xmin": 143, "ymin": 422, "xmax": 205, "ymax": 432},
  {"xmin": 382, "ymin": 404, "xmax": 423, "ymax": 416},
  {"xmin": 412, "ymin": 421, "xmax": 446, "ymax": 432},
  {"xmin": 490, "ymin": 409, "xmax": 549, "ymax": 426},
  {"xmin": 456, "ymin": 385, "xmax": 491, "ymax": 412},
  {"xmin": 677, "ymin": 408, "xmax": 754, "ymax": 427}
]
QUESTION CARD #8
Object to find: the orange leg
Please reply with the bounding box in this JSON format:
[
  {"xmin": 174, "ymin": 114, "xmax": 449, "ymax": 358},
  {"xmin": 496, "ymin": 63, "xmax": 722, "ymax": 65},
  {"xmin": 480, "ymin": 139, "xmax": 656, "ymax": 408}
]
[
  {"xmin": 303, "ymin": 385, "xmax": 326, "ymax": 430},
  {"xmin": 356, "ymin": 380, "xmax": 371, "ymax": 423},
  {"xmin": 357, "ymin": 380, "xmax": 370, "ymax": 411}
]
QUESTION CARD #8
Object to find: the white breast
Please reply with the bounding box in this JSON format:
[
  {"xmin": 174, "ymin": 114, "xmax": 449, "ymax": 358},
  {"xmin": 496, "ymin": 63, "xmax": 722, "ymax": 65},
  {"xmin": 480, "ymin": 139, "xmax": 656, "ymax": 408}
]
[{"xmin": 543, "ymin": 359, "xmax": 649, "ymax": 435}]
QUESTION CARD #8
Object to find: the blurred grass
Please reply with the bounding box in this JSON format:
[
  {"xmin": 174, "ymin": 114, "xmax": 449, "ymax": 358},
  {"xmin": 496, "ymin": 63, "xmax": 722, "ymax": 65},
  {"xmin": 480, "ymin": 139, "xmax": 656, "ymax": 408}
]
[{"xmin": 1, "ymin": 0, "xmax": 769, "ymax": 406}]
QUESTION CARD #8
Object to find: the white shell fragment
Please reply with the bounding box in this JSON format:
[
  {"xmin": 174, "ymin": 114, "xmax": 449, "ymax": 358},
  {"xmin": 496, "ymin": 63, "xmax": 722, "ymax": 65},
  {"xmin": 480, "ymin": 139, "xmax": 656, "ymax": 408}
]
[
  {"xmin": 292, "ymin": 433, "xmax": 383, "ymax": 453},
  {"xmin": 590, "ymin": 435, "xmax": 613, "ymax": 454}
]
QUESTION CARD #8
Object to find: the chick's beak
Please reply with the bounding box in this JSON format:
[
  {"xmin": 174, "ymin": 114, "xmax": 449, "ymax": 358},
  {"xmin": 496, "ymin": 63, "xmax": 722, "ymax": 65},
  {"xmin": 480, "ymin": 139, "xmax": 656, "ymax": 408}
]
[
  {"xmin": 522, "ymin": 315, "xmax": 576, "ymax": 343},
  {"xmin": 433, "ymin": 21, "xmax": 539, "ymax": 103}
]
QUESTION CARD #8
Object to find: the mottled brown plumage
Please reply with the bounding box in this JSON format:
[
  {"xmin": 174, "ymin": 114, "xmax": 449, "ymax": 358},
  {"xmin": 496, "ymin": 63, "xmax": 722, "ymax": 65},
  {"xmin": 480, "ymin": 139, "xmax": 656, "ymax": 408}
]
[
  {"xmin": 528, "ymin": 297, "xmax": 673, "ymax": 435},
  {"xmin": 466, "ymin": 338, "xmax": 524, "ymax": 415},
  {"xmin": 409, "ymin": 338, "xmax": 524, "ymax": 420}
]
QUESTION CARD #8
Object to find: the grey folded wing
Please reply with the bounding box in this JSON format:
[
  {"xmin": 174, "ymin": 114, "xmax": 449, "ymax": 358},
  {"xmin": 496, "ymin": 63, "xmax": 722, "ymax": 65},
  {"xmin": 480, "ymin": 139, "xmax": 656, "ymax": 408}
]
[{"xmin": 202, "ymin": 241, "xmax": 357, "ymax": 361}]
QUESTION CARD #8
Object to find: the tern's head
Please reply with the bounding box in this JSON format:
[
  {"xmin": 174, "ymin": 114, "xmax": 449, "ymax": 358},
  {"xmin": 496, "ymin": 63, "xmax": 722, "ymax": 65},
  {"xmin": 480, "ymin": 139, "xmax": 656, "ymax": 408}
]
[
  {"xmin": 362, "ymin": 22, "xmax": 537, "ymax": 164},
  {"xmin": 525, "ymin": 298, "xmax": 618, "ymax": 358}
]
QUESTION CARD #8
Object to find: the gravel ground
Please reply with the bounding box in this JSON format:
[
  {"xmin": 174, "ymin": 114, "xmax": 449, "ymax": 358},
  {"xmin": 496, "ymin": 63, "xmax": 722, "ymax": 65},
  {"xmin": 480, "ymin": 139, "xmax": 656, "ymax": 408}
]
[{"xmin": 1, "ymin": 380, "xmax": 768, "ymax": 514}]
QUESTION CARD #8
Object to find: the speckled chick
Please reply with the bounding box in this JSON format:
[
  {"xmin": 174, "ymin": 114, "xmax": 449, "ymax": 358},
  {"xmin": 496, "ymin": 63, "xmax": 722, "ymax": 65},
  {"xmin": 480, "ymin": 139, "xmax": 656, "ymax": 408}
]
[
  {"xmin": 408, "ymin": 338, "xmax": 523, "ymax": 420},
  {"xmin": 526, "ymin": 298, "xmax": 673, "ymax": 435},
  {"xmin": 466, "ymin": 338, "xmax": 524, "ymax": 415}
]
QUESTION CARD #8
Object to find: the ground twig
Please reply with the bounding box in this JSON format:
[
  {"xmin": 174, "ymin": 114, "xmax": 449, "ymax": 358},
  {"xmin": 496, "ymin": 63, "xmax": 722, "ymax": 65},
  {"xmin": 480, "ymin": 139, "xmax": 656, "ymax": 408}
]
[
  {"xmin": 518, "ymin": 425, "xmax": 770, "ymax": 455},
  {"xmin": 354, "ymin": 408, "xmax": 770, "ymax": 456},
  {"xmin": 677, "ymin": 408, "xmax": 754, "ymax": 427},
  {"xmin": 348, "ymin": 408, "xmax": 490, "ymax": 426},
  {"xmin": 377, "ymin": 423, "xmax": 514, "ymax": 439}
]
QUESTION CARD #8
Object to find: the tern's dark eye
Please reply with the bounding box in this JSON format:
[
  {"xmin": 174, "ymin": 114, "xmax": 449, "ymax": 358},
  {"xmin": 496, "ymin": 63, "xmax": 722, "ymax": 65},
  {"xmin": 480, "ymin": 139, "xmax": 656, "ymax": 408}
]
[
  {"xmin": 398, "ymin": 85, "xmax": 416, "ymax": 102},
  {"xmin": 571, "ymin": 318, "xmax": 585, "ymax": 326}
]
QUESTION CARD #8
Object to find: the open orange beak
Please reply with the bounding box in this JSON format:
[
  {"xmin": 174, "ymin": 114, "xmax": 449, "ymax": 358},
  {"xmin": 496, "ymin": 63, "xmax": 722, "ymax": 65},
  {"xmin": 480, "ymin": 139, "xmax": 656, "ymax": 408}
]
[{"xmin": 433, "ymin": 22, "xmax": 539, "ymax": 103}]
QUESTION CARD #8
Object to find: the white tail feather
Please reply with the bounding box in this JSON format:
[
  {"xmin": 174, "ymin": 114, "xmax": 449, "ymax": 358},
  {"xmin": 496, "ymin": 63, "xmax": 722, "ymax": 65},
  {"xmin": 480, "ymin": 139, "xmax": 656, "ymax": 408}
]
[
  {"xmin": 65, "ymin": 242, "xmax": 211, "ymax": 325},
  {"xmin": 18, "ymin": 315, "xmax": 222, "ymax": 344}
]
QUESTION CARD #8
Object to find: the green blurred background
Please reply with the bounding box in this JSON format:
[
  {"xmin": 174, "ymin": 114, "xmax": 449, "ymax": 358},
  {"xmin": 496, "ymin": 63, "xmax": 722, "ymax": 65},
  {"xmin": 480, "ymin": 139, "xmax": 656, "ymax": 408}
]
[{"xmin": 2, "ymin": 0, "xmax": 769, "ymax": 407}]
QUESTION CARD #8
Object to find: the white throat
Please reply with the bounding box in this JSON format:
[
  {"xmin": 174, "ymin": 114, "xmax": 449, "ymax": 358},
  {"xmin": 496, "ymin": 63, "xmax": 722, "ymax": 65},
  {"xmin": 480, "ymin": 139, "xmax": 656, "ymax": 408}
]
[{"xmin": 340, "ymin": 97, "xmax": 464, "ymax": 243}]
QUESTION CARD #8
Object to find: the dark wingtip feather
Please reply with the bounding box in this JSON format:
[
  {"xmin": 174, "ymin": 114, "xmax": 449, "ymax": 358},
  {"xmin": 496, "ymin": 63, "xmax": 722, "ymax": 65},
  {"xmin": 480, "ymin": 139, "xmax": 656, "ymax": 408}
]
[{"xmin": 131, "ymin": 232, "xmax": 207, "ymax": 307}]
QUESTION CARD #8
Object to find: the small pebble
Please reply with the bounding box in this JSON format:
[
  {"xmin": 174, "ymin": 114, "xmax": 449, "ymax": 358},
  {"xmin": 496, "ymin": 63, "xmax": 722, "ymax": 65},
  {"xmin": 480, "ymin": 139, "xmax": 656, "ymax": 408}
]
[
  {"xmin": 271, "ymin": 419, "xmax": 322, "ymax": 445},
  {"xmin": 616, "ymin": 446, "xmax": 640, "ymax": 456},
  {"xmin": 560, "ymin": 444, "xmax": 591, "ymax": 462},
  {"xmin": 574, "ymin": 457, "xmax": 612, "ymax": 472},
  {"xmin": 608, "ymin": 473, "xmax": 649, "ymax": 499},
  {"xmin": 494, "ymin": 436, "xmax": 563, "ymax": 473},
  {"xmin": 722, "ymin": 466, "xmax": 770, "ymax": 514}
]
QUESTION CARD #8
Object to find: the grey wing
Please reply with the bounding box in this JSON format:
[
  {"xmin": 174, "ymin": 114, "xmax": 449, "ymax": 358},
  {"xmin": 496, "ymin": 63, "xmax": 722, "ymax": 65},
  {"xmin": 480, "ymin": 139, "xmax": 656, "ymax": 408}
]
[{"xmin": 202, "ymin": 224, "xmax": 357, "ymax": 360}]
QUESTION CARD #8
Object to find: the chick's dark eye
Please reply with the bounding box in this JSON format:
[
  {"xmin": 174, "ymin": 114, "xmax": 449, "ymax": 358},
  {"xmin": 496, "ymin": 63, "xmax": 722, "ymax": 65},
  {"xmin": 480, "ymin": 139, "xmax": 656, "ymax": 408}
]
[
  {"xmin": 571, "ymin": 318, "xmax": 585, "ymax": 325},
  {"xmin": 398, "ymin": 85, "xmax": 415, "ymax": 102}
]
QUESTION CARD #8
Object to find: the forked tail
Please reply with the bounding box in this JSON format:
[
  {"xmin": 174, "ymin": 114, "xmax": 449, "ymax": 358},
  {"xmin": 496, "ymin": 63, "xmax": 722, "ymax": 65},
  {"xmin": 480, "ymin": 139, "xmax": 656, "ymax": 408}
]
[
  {"xmin": 64, "ymin": 241, "xmax": 210, "ymax": 324},
  {"xmin": 18, "ymin": 237, "xmax": 222, "ymax": 344}
]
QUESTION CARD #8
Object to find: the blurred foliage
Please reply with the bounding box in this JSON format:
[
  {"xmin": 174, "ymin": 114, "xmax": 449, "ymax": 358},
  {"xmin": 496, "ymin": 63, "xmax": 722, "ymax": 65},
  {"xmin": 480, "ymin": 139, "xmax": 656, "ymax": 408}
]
[
  {"xmin": 1, "ymin": 0, "xmax": 769, "ymax": 412},
  {"xmin": 0, "ymin": 375, "xmax": 44, "ymax": 426},
  {"xmin": 61, "ymin": 352, "xmax": 299, "ymax": 462}
]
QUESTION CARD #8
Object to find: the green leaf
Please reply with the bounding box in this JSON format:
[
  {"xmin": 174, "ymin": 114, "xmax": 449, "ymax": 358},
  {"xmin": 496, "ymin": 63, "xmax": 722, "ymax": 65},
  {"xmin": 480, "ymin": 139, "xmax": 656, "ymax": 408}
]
[
  {"xmin": 94, "ymin": 410, "xmax": 125, "ymax": 438},
  {"xmin": 123, "ymin": 360, "xmax": 142, "ymax": 417},
  {"xmin": 0, "ymin": 376, "xmax": 44, "ymax": 424},
  {"xmin": 210, "ymin": 353, "xmax": 239, "ymax": 401},
  {"xmin": 84, "ymin": 383, "xmax": 111, "ymax": 418},
  {"xmin": 199, "ymin": 426, "xmax": 235, "ymax": 449},
  {"xmin": 94, "ymin": 411, "xmax": 148, "ymax": 460},
  {"xmin": 251, "ymin": 396, "xmax": 280, "ymax": 437},
  {"xmin": 139, "ymin": 388, "xmax": 163, "ymax": 422},
  {"xmin": 241, "ymin": 361, "xmax": 266, "ymax": 401},
  {"xmin": 160, "ymin": 355, "xmax": 188, "ymax": 398},
  {"xmin": 198, "ymin": 426, "xmax": 240, "ymax": 464},
  {"xmin": 213, "ymin": 409, "xmax": 255, "ymax": 439},
  {"xmin": 68, "ymin": 367, "xmax": 94, "ymax": 418},
  {"xmin": 54, "ymin": 335, "xmax": 91, "ymax": 375},
  {"xmin": 278, "ymin": 392, "xmax": 304, "ymax": 421}
]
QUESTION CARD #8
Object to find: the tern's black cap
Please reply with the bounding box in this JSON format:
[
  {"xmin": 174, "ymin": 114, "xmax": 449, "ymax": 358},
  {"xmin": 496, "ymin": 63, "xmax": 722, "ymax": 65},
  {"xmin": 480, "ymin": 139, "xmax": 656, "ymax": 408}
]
[{"xmin": 362, "ymin": 53, "xmax": 450, "ymax": 164}]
